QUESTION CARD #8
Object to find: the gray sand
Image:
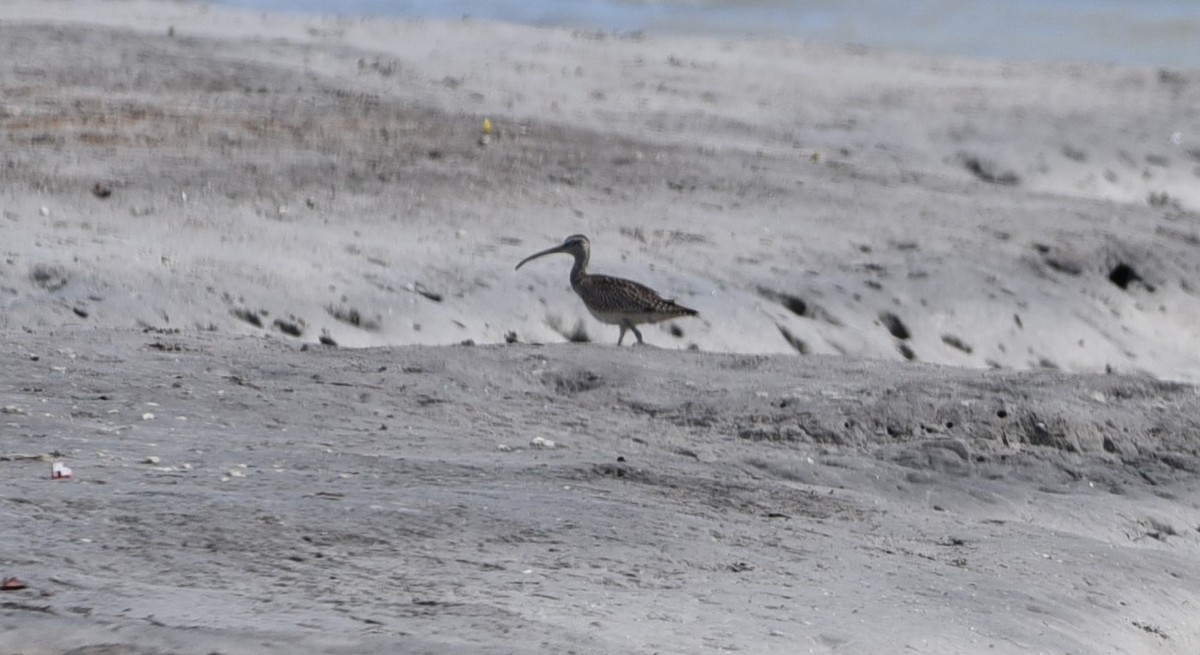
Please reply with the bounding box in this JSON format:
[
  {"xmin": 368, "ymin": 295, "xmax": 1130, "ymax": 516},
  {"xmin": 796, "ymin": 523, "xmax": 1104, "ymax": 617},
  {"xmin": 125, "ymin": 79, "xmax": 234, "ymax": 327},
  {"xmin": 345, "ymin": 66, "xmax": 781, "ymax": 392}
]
[
  {"xmin": 1, "ymin": 2, "xmax": 1199, "ymax": 653},
  {"xmin": 3, "ymin": 330, "xmax": 1199, "ymax": 653}
]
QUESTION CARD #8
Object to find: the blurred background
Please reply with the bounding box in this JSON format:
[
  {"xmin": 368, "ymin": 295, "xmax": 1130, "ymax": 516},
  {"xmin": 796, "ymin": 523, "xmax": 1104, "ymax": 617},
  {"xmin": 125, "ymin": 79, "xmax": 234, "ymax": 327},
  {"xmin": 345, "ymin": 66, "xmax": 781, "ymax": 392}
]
[{"xmin": 209, "ymin": 0, "xmax": 1200, "ymax": 68}]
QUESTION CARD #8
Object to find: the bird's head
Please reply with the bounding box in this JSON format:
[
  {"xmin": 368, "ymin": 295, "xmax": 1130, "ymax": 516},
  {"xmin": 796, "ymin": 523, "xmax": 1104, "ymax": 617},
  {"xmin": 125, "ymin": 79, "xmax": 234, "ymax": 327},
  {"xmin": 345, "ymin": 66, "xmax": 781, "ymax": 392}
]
[{"xmin": 515, "ymin": 234, "xmax": 591, "ymax": 270}]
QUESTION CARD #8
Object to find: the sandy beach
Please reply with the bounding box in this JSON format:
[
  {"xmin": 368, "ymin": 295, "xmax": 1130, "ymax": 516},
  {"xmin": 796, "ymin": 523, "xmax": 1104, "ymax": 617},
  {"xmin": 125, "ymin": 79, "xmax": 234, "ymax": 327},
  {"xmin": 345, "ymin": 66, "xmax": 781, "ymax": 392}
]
[{"xmin": 1, "ymin": 1, "xmax": 1200, "ymax": 652}]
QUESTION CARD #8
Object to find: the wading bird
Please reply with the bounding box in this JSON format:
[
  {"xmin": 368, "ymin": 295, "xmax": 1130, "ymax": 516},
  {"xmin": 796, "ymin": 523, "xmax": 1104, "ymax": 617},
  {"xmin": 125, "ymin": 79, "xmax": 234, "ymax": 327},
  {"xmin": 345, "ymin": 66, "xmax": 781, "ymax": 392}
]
[{"xmin": 515, "ymin": 234, "xmax": 698, "ymax": 345}]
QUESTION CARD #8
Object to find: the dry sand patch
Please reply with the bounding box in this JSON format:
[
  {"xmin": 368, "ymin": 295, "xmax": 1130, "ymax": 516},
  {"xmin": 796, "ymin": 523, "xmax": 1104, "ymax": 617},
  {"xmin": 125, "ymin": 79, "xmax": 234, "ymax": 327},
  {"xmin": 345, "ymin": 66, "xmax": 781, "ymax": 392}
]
[{"xmin": 1, "ymin": 5, "xmax": 1199, "ymax": 377}]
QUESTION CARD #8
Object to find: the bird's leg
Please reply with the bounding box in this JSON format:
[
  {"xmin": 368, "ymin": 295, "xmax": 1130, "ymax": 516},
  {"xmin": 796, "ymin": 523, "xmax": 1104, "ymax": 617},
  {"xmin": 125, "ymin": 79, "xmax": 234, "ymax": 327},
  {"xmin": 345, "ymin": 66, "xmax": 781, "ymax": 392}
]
[
  {"xmin": 627, "ymin": 321, "xmax": 644, "ymax": 345},
  {"xmin": 617, "ymin": 324, "xmax": 627, "ymax": 346}
]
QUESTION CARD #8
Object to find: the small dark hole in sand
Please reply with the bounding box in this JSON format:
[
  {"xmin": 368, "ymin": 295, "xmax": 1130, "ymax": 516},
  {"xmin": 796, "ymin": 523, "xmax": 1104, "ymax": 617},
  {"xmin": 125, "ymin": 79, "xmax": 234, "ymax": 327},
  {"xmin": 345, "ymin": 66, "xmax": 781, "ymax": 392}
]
[
  {"xmin": 776, "ymin": 324, "xmax": 809, "ymax": 354},
  {"xmin": 879, "ymin": 311, "xmax": 910, "ymax": 340},
  {"xmin": 413, "ymin": 283, "xmax": 443, "ymax": 303},
  {"xmin": 756, "ymin": 287, "xmax": 808, "ymax": 317},
  {"xmin": 1108, "ymin": 263, "xmax": 1153, "ymax": 291},
  {"xmin": 996, "ymin": 409, "xmax": 1008, "ymax": 419},
  {"xmin": 897, "ymin": 343, "xmax": 916, "ymax": 360},
  {"xmin": 273, "ymin": 318, "xmax": 303, "ymax": 337},
  {"xmin": 941, "ymin": 334, "xmax": 973, "ymax": 354},
  {"xmin": 1044, "ymin": 257, "xmax": 1083, "ymax": 276},
  {"xmin": 783, "ymin": 296, "xmax": 807, "ymax": 316},
  {"xmin": 327, "ymin": 305, "xmax": 381, "ymax": 331},
  {"xmin": 231, "ymin": 307, "xmax": 263, "ymax": 328},
  {"xmin": 777, "ymin": 293, "xmax": 806, "ymax": 314},
  {"xmin": 669, "ymin": 324, "xmax": 684, "ymax": 338},
  {"xmin": 962, "ymin": 155, "xmax": 1020, "ymax": 186}
]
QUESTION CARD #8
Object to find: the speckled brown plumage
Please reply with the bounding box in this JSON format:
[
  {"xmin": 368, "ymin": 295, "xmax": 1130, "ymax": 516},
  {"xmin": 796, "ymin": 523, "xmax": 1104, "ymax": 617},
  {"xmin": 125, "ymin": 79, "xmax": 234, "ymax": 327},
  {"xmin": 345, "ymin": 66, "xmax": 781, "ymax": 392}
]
[{"xmin": 516, "ymin": 234, "xmax": 699, "ymax": 345}]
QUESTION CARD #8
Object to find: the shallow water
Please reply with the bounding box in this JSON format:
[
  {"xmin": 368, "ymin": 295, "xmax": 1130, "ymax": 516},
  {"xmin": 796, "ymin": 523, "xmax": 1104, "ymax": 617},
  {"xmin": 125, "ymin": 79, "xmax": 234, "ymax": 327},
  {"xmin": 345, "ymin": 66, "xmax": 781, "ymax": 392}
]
[{"xmin": 208, "ymin": 0, "xmax": 1199, "ymax": 68}]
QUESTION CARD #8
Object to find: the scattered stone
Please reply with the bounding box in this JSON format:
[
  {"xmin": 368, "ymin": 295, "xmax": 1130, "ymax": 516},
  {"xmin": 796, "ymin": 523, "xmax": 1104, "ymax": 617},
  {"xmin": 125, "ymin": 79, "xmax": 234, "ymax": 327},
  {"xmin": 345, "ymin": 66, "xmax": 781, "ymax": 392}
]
[
  {"xmin": 231, "ymin": 307, "xmax": 264, "ymax": 328},
  {"xmin": 273, "ymin": 317, "xmax": 304, "ymax": 337},
  {"xmin": 413, "ymin": 282, "xmax": 443, "ymax": 302},
  {"xmin": 879, "ymin": 311, "xmax": 911, "ymax": 340},
  {"xmin": 530, "ymin": 436, "xmax": 556, "ymax": 449},
  {"xmin": 961, "ymin": 154, "xmax": 1020, "ymax": 185},
  {"xmin": 941, "ymin": 334, "xmax": 973, "ymax": 354}
]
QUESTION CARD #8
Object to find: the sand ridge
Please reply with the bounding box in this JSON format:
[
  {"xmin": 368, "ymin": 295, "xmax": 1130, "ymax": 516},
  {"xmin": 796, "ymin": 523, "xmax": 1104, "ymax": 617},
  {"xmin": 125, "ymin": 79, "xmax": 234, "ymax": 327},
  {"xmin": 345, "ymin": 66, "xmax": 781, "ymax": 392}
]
[{"xmin": 1, "ymin": 1, "xmax": 1199, "ymax": 378}]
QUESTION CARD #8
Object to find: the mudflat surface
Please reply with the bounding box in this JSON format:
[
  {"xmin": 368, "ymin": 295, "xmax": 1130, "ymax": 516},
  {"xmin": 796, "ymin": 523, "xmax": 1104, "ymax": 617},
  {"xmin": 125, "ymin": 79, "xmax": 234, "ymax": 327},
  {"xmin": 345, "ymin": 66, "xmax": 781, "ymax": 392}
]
[
  {"xmin": 1, "ymin": 1, "xmax": 1200, "ymax": 652},
  {"xmin": 2, "ymin": 329, "xmax": 1199, "ymax": 654}
]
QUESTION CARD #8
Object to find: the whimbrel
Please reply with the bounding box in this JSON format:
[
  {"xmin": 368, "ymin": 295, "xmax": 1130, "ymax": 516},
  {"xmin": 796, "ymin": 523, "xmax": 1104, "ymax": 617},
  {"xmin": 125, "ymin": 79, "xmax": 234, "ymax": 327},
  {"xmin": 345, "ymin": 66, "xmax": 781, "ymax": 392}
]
[{"xmin": 515, "ymin": 234, "xmax": 698, "ymax": 345}]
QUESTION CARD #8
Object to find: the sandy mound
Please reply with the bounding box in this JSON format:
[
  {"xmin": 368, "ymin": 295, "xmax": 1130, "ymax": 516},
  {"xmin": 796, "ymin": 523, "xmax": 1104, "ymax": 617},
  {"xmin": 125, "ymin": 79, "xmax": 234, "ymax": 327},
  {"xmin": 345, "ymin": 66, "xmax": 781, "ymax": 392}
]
[{"xmin": 1, "ymin": 1, "xmax": 1199, "ymax": 380}]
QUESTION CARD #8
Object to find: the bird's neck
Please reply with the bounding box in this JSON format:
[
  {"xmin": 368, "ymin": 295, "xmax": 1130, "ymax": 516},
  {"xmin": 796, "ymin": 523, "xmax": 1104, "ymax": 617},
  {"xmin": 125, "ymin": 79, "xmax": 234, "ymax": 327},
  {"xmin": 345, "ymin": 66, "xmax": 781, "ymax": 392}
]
[{"xmin": 569, "ymin": 252, "xmax": 589, "ymax": 283}]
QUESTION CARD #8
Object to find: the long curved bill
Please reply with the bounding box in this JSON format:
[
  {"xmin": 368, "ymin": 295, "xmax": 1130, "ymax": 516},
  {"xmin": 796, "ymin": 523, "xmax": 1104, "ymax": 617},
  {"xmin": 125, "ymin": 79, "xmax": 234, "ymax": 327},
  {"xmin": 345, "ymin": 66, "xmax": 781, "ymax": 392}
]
[{"xmin": 515, "ymin": 244, "xmax": 569, "ymax": 270}]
